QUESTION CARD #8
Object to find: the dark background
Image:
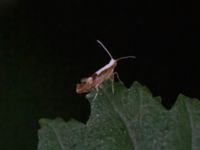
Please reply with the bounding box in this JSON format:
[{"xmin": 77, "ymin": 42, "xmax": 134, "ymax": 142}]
[{"xmin": 0, "ymin": 0, "xmax": 200, "ymax": 149}]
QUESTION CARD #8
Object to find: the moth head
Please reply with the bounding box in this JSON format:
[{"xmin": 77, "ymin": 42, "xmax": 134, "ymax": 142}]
[{"xmin": 76, "ymin": 77, "xmax": 93, "ymax": 93}]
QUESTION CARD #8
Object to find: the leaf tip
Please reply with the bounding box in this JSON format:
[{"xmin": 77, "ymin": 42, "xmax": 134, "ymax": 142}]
[
  {"xmin": 38, "ymin": 118, "xmax": 51, "ymax": 127},
  {"xmin": 131, "ymin": 81, "xmax": 153, "ymax": 95}
]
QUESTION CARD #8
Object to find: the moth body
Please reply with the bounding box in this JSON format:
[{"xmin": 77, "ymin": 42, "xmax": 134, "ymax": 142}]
[{"xmin": 76, "ymin": 40, "xmax": 135, "ymax": 95}]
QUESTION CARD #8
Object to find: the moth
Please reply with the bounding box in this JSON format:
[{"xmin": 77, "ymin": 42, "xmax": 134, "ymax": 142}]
[{"xmin": 76, "ymin": 40, "xmax": 135, "ymax": 96}]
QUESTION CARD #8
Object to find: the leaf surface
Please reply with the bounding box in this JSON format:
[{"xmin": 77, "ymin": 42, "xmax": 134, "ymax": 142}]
[{"xmin": 38, "ymin": 81, "xmax": 200, "ymax": 150}]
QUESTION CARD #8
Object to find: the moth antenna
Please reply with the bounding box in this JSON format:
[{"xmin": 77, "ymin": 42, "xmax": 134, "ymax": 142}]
[
  {"xmin": 116, "ymin": 56, "xmax": 136, "ymax": 61},
  {"xmin": 96, "ymin": 40, "xmax": 113, "ymax": 59}
]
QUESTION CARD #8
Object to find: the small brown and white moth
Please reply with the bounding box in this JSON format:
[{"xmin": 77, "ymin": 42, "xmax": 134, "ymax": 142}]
[{"xmin": 76, "ymin": 40, "xmax": 135, "ymax": 96}]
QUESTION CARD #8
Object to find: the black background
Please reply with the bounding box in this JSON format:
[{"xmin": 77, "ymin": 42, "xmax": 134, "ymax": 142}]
[{"xmin": 0, "ymin": 0, "xmax": 200, "ymax": 149}]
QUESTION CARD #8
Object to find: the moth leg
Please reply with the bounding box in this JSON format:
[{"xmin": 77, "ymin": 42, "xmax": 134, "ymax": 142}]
[
  {"xmin": 113, "ymin": 72, "xmax": 124, "ymax": 85},
  {"xmin": 93, "ymin": 92, "xmax": 98, "ymax": 100},
  {"xmin": 93, "ymin": 86, "xmax": 99, "ymax": 101},
  {"xmin": 110, "ymin": 73, "xmax": 115, "ymax": 94}
]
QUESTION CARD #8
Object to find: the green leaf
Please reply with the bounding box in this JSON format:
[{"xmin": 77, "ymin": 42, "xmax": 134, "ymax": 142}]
[{"xmin": 37, "ymin": 81, "xmax": 200, "ymax": 150}]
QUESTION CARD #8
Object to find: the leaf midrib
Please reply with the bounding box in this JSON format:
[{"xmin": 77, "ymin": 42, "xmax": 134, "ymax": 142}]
[
  {"xmin": 103, "ymin": 89, "xmax": 137, "ymax": 150},
  {"xmin": 48, "ymin": 123, "xmax": 65, "ymax": 150}
]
